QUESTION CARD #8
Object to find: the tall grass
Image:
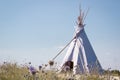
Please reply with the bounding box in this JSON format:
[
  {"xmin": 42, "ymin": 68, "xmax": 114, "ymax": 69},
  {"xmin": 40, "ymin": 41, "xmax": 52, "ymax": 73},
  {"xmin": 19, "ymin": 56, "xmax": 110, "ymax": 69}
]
[
  {"xmin": 0, "ymin": 62, "xmax": 119, "ymax": 80},
  {"xmin": 0, "ymin": 62, "xmax": 64, "ymax": 80},
  {"xmin": 0, "ymin": 62, "xmax": 28, "ymax": 80}
]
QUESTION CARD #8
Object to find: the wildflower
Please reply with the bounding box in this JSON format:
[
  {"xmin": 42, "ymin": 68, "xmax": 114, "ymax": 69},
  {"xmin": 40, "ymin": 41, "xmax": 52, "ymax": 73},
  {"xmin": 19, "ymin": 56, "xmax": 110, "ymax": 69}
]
[
  {"xmin": 29, "ymin": 66, "xmax": 37, "ymax": 75},
  {"xmin": 29, "ymin": 62, "xmax": 31, "ymax": 64},
  {"xmin": 42, "ymin": 70, "xmax": 44, "ymax": 73},
  {"xmin": 45, "ymin": 64, "xmax": 48, "ymax": 67},
  {"xmin": 3, "ymin": 61, "xmax": 6, "ymax": 64},
  {"xmin": 48, "ymin": 60, "xmax": 54, "ymax": 66},
  {"xmin": 39, "ymin": 65, "xmax": 42, "ymax": 70}
]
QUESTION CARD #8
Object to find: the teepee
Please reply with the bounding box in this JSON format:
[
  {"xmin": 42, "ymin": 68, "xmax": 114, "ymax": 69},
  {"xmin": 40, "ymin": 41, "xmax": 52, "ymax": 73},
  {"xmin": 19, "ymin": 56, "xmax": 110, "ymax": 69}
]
[{"xmin": 59, "ymin": 10, "xmax": 102, "ymax": 74}]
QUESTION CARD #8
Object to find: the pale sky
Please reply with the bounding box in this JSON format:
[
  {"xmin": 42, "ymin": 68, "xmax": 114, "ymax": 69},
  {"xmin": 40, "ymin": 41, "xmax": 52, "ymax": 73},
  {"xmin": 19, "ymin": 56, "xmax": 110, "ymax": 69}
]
[{"xmin": 0, "ymin": 0, "xmax": 120, "ymax": 70}]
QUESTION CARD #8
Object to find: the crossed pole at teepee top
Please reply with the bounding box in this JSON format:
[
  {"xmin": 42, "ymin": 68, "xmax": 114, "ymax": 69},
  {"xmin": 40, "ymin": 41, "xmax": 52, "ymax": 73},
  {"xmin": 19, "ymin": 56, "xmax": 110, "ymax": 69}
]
[{"xmin": 51, "ymin": 7, "xmax": 89, "ymax": 61}]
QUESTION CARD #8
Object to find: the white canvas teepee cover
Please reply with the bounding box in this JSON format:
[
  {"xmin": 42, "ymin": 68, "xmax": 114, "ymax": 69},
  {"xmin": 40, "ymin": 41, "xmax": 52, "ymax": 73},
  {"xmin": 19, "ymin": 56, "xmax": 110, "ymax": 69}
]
[{"xmin": 60, "ymin": 15, "xmax": 102, "ymax": 74}]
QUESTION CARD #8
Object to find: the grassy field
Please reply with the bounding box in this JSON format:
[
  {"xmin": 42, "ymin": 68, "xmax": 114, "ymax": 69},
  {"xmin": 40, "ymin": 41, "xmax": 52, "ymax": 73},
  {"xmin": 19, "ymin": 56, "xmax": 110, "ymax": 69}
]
[{"xmin": 0, "ymin": 62, "xmax": 119, "ymax": 80}]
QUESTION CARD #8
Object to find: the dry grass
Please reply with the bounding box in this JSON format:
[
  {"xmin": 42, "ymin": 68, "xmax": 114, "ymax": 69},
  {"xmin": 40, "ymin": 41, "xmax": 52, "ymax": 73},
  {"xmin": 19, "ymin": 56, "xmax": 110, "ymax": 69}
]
[{"xmin": 0, "ymin": 62, "xmax": 119, "ymax": 80}]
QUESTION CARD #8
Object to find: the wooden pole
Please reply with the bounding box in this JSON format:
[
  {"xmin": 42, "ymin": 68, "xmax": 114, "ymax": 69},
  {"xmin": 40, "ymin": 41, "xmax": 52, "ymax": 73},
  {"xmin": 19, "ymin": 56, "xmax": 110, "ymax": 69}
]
[{"xmin": 52, "ymin": 38, "xmax": 75, "ymax": 61}]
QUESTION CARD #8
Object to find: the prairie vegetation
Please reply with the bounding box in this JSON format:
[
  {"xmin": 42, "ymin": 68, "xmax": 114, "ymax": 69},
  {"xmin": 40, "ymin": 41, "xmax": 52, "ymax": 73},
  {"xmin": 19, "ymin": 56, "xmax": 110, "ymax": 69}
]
[{"xmin": 0, "ymin": 62, "xmax": 120, "ymax": 80}]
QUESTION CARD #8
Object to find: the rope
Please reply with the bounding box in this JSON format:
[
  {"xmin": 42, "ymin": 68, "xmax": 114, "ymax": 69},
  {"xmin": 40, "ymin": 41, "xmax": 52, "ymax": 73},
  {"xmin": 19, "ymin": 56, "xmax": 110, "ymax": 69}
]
[{"xmin": 52, "ymin": 37, "xmax": 75, "ymax": 61}]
